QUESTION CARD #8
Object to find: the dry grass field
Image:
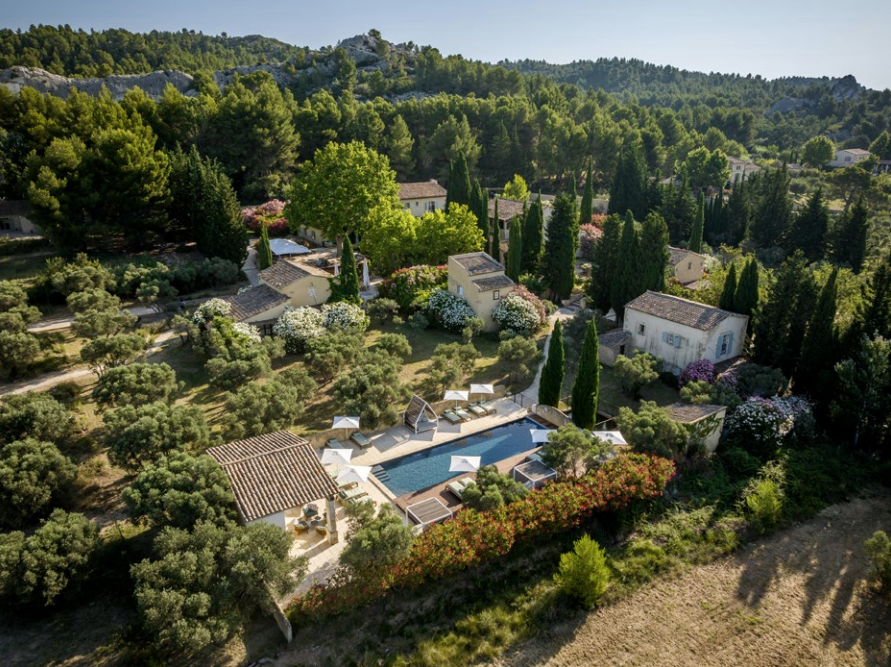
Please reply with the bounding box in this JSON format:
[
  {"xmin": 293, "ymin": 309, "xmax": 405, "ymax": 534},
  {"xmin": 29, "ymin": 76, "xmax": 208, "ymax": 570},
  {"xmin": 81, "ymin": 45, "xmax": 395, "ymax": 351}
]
[{"xmin": 492, "ymin": 491, "xmax": 891, "ymax": 667}]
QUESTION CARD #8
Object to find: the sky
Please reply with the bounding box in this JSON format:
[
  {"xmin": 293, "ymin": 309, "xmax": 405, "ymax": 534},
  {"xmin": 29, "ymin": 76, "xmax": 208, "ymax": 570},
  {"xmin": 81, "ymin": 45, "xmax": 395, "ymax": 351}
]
[{"xmin": 7, "ymin": 0, "xmax": 891, "ymax": 90}]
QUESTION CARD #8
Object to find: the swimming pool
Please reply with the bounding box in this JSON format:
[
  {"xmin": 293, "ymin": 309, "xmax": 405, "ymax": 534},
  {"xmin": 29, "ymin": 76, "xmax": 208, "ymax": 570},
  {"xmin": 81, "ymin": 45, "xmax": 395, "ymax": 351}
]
[{"xmin": 373, "ymin": 418, "xmax": 546, "ymax": 496}]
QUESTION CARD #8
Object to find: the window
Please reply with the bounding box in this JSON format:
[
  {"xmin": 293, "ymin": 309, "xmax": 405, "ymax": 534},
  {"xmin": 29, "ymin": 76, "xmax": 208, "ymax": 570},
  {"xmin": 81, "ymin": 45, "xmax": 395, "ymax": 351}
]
[
  {"xmin": 637, "ymin": 323, "xmax": 645, "ymax": 335},
  {"xmin": 415, "ymin": 201, "xmax": 419, "ymax": 208},
  {"xmin": 0, "ymin": 218, "xmax": 10, "ymax": 231},
  {"xmin": 687, "ymin": 262, "xmax": 692, "ymax": 270},
  {"xmin": 425, "ymin": 201, "xmax": 436, "ymax": 212},
  {"xmin": 665, "ymin": 333, "xmax": 676, "ymax": 346},
  {"xmin": 845, "ymin": 156, "xmax": 851, "ymax": 163},
  {"xmin": 493, "ymin": 290, "xmax": 500, "ymax": 300},
  {"xmin": 719, "ymin": 332, "xmax": 732, "ymax": 357},
  {"xmin": 458, "ymin": 285, "xmax": 464, "ymax": 297}
]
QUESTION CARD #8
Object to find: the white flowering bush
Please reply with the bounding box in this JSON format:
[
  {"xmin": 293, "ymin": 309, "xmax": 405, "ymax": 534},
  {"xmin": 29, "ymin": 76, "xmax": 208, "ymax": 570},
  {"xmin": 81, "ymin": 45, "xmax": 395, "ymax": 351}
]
[
  {"xmin": 191, "ymin": 298, "xmax": 231, "ymax": 325},
  {"xmin": 427, "ymin": 289, "xmax": 477, "ymax": 333},
  {"xmin": 232, "ymin": 322, "xmax": 262, "ymax": 345},
  {"xmin": 493, "ymin": 293, "xmax": 542, "ymax": 335},
  {"xmin": 274, "ymin": 307, "xmax": 325, "ymax": 353},
  {"xmin": 725, "ymin": 396, "xmax": 812, "ymax": 457},
  {"xmin": 322, "ymin": 302, "xmax": 369, "ymax": 333}
]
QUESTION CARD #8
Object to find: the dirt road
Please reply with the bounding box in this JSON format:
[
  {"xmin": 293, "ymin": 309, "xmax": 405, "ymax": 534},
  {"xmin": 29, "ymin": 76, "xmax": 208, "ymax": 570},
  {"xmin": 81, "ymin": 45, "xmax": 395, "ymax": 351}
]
[{"xmin": 493, "ymin": 491, "xmax": 891, "ymax": 667}]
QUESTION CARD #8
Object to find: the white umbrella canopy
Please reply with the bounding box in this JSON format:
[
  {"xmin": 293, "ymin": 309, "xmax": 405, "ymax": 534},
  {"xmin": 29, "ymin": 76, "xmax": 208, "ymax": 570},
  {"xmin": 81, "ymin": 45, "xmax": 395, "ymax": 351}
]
[
  {"xmin": 593, "ymin": 430, "xmax": 628, "ymax": 446},
  {"xmin": 469, "ymin": 383, "xmax": 494, "ymax": 395},
  {"xmin": 332, "ymin": 416, "xmax": 361, "ymax": 430},
  {"xmin": 530, "ymin": 429, "xmax": 555, "ymax": 444},
  {"xmin": 449, "ymin": 455, "xmax": 481, "ymax": 472},
  {"xmin": 444, "ymin": 389, "xmax": 469, "ymax": 408},
  {"xmin": 336, "ymin": 465, "xmax": 372, "ymax": 486},
  {"xmin": 321, "ymin": 447, "xmax": 353, "ymax": 466}
]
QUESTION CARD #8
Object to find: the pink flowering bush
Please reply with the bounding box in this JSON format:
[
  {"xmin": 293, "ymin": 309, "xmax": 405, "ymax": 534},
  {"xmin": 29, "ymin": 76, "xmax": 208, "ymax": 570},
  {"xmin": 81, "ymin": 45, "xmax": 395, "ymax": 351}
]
[
  {"xmin": 679, "ymin": 359, "xmax": 716, "ymax": 388},
  {"xmin": 579, "ymin": 224, "xmax": 602, "ymax": 259},
  {"xmin": 243, "ymin": 199, "xmax": 290, "ymax": 236},
  {"xmin": 492, "ymin": 285, "xmax": 547, "ymax": 335},
  {"xmin": 725, "ymin": 396, "xmax": 813, "ymax": 457},
  {"xmin": 287, "ymin": 453, "xmax": 675, "ymax": 621}
]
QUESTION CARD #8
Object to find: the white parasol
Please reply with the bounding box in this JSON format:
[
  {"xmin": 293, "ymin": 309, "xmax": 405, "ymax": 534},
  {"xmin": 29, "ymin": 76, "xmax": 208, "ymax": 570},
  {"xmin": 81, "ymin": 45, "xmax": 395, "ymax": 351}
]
[
  {"xmin": 443, "ymin": 389, "xmax": 469, "ymax": 408},
  {"xmin": 530, "ymin": 429, "xmax": 555, "ymax": 444},
  {"xmin": 336, "ymin": 465, "xmax": 372, "ymax": 486},
  {"xmin": 449, "ymin": 455, "xmax": 482, "ymax": 472},
  {"xmin": 321, "ymin": 447, "xmax": 353, "ymax": 466}
]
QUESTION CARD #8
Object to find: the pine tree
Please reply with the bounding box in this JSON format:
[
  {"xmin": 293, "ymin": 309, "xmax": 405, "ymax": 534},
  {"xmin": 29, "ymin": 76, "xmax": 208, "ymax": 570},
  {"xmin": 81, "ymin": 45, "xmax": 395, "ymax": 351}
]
[
  {"xmin": 752, "ymin": 251, "xmax": 816, "ymax": 376},
  {"xmin": 445, "ymin": 152, "xmax": 472, "ymax": 211},
  {"xmin": 834, "ymin": 195, "xmax": 869, "ymax": 273},
  {"xmin": 725, "ymin": 179, "xmax": 750, "ymax": 246},
  {"xmin": 506, "ymin": 217, "xmax": 523, "ymax": 281},
  {"xmin": 611, "ymin": 211, "xmax": 640, "ymax": 320},
  {"xmin": 521, "ymin": 194, "xmax": 544, "ymax": 274},
  {"xmin": 795, "ymin": 267, "xmax": 839, "ymax": 397},
  {"xmin": 789, "ymin": 187, "xmax": 829, "ymax": 260},
  {"xmin": 608, "ymin": 142, "xmax": 648, "ymax": 221},
  {"xmin": 336, "ymin": 235, "xmax": 361, "ymax": 305},
  {"xmin": 538, "ymin": 320, "xmax": 564, "ymax": 407},
  {"xmin": 571, "ymin": 318, "xmax": 600, "ymax": 429},
  {"xmin": 542, "ymin": 193, "xmax": 579, "ymax": 301},
  {"xmin": 719, "ymin": 263, "xmax": 738, "ymax": 311},
  {"xmin": 848, "ymin": 250, "xmax": 891, "ymax": 347},
  {"xmin": 386, "ymin": 116, "xmax": 415, "ymax": 181},
  {"xmin": 587, "ymin": 214, "xmax": 622, "ymax": 312},
  {"xmin": 658, "ymin": 177, "xmax": 696, "ymax": 244},
  {"xmin": 580, "ymin": 160, "xmax": 594, "ymax": 225},
  {"xmin": 639, "ymin": 212, "xmax": 670, "ymax": 292},
  {"xmin": 478, "ymin": 189, "xmax": 490, "ymax": 243},
  {"xmin": 491, "ymin": 198, "xmax": 502, "ymax": 262},
  {"xmin": 689, "ymin": 192, "xmax": 705, "ymax": 253},
  {"xmin": 257, "ymin": 223, "xmax": 273, "ymax": 270},
  {"xmin": 749, "ymin": 167, "xmax": 793, "ymax": 248}
]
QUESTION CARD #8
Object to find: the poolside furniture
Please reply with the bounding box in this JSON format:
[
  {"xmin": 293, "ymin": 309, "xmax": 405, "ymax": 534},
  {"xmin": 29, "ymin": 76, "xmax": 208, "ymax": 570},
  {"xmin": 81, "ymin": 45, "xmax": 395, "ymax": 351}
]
[
  {"xmin": 350, "ymin": 431, "xmax": 372, "ymax": 449},
  {"xmin": 477, "ymin": 400, "xmax": 496, "ymax": 414},
  {"xmin": 303, "ymin": 503, "xmax": 319, "ymax": 518},
  {"xmin": 315, "ymin": 523, "xmax": 328, "ymax": 535},
  {"xmin": 441, "ymin": 409, "xmax": 465, "ymax": 424},
  {"xmin": 467, "ymin": 403, "xmax": 489, "ymax": 417},
  {"xmin": 447, "ymin": 480, "xmax": 466, "ymax": 499},
  {"xmin": 326, "ymin": 437, "xmax": 348, "ymax": 448},
  {"xmin": 454, "ymin": 406, "xmax": 474, "ymax": 421},
  {"xmin": 404, "ymin": 394, "xmax": 439, "ymax": 433},
  {"xmin": 458, "ymin": 477, "xmax": 476, "ymax": 488},
  {"xmin": 338, "ymin": 486, "xmax": 368, "ymax": 502},
  {"xmin": 292, "ymin": 519, "xmax": 310, "ymax": 533}
]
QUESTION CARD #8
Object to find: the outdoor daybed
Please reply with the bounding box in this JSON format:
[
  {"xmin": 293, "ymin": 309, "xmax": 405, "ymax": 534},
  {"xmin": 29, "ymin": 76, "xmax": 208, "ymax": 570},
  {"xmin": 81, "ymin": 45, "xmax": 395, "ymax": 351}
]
[
  {"xmin": 350, "ymin": 432, "xmax": 372, "ymax": 448},
  {"xmin": 441, "ymin": 409, "xmax": 466, "ymax": 424}
]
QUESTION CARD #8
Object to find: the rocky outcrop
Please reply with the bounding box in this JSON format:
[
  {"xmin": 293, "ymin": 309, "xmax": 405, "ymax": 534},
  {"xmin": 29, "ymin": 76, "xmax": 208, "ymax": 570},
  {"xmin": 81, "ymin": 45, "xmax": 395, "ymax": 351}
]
[
  {"xmin": 0, "ymin": 66, "xmax": 197, "ymax": 100},
  {"xmin": 829, "ymin": 74, "xmax": 862, "ymax": 102},
  {"xmin": 336, "ymin": 34, "xmax": 384, "ymax": 67}
]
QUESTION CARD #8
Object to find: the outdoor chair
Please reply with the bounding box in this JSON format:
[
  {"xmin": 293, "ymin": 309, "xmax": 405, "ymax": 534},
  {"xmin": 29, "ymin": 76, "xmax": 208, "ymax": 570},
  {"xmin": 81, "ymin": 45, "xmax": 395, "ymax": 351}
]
[
  {"xmin": 454, "ymin": 406, "xmax": 474, "ymax": 421},
  {"xmin": 459, "ymin": 477, "xmax": 476, "ymax": 488},
  {"xmin": 339, "ymin": 486, "xmax": 368, "ymax": 502},
  {"xmin": 441, "ymin": 409, "xmax": 464, "ymax": 424},
  {"xmin": 350, "ymin": 431, "xmax": 372, "ymax": 448},
  {"xmin": 292, "ymin": 519, "xmax": 310, "ymax": 533},
  {"xmin": 477, "ymin": 400, "xmax": 496, "ymax": 414},
  {"xmin": 326, "ymin": 437, "xmax": 347, "ymax": 448},
  {"xmin": 467, "ymin": 403, "xmax": 489, "ymax": 417},
  {"xmin": 447, "ymin": 480, "xmax": 466, "ymax": 499}
]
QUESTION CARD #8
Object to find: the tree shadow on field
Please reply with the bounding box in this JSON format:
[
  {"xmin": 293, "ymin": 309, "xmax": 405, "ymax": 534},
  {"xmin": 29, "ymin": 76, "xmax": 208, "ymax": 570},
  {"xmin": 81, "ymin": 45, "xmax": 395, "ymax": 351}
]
[{"xmin": 735, "ymin": 491, "xmax": 891, "ymax": 665}]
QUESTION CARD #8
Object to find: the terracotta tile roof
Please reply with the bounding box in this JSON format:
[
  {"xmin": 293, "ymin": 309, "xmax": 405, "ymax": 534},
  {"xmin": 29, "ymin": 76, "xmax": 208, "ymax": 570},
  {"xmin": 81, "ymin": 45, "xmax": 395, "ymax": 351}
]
[
  {"xmin": 488, "ymin": 197, "xmax": 526, "ymax": 222},
  {"xmin": 472, "ymin": 274, "xmax": 514, "ymax": 292},
  {"xmin": 625, "ymin": 291, "xmax": 734, "ymax": 331},
  {"xmin": 259, "ymin": 259, "xmax": 312, "ymax": 288},
  {"xmin": 0, "ymin": 200, "xmax": 30, "ymax": 216},
  {"xmin": 399, "ymin": 180, "xmax": 446, "ymax": 200},
  {"xmin": 668, "ymin": 246, "xmax": 704, "ymax": 266},
  {"xmin": 598, "ymin": 329, "xmax": 631, "ymax": 349},
  {"xmin": 667, "ymin": 402, "xmax": 726, "ymax": 424},
  {"xmin": 207, "ymin": 431, "xmax": 339, "ymax": 523},
  {"xmin": 844, "ymin": 148, "xmax": 871, "ymax": 156},
  {"xmin": 223, "ymin": 284, "xmax": 288, "ymax": 321},
  {"xmin": 451, "ymin": 252, "xmax": 504, "ymax": 275}
]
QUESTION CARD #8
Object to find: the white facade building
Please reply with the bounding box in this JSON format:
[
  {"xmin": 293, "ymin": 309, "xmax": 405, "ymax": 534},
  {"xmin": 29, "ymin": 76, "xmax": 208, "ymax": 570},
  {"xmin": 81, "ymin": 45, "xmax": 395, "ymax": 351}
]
[{"xmin": 399, "ymin": 180, "xmax": 447, "ymax": 217}]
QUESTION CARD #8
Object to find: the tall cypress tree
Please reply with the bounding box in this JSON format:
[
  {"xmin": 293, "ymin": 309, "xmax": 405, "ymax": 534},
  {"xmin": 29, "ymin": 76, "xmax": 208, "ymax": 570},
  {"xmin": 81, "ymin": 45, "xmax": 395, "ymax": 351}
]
[
  {"xmin": 734, "ymin": 257, "xmax": 760, "ymax": 327},
  {"xmin": 587, "ymin": 213, "xmax": 622, "ymax": 312},
  {"xmin": 567, "ymin": 172, "xmax": 577, "ymax": 200},
  {"xmin": 336, "ymin": 235, "xmax": 361, "ymax": 305},
  {"xmin": 608, "ymin": 142, "xmax": 648, "ymax": 221},
  {"xmin": 834, "ymin": 195, "xmax": 869, "ymax": 274},
  {"xmin": 491, "ymin": 198, "xmax": 502, "ymax": 262},
  {"xmin": 658, "ymin": 177, "xmax": 696, "ymax": 244},
  {"xmin": 580, "ymin": 160, "xmax": 594, "ymax": 225},
  {"xmin": 611, "ymin": 211, "xmax": 640, "ymax": 320},
  {"xmin": 789, "ymin": 186, "xmax": 829, "ymax": 260},
  {"xmin": 542, "ymin": 193, "xmax": 579, "ymax": 301},
  {"xmin": 257, "ymin": 222, "xmax": 273, "ymax": 270},
  {"xmin": 538, "ymin": 320, "xmax": 565, "ymax": 407},
  {"xmin": 571, "ymin": 318, "xmax": 600, "ymax": 429},
  {"xmin": 639, "ymin": 212, "xmax": 670, "ymax": 292},
  {"xmin": 795, "ymin": 267, "xmax": 839, "ymax": 397},
  {"xmin": 445, "ymin": 152, "xmax": 472, "ymax": 211},
  {"xmin": 689, "ymin": 192, "xmax": 705, "ymax": 253},
  {"xmin": 725, "ymin": 179, "xmax": 750, "ymax": 246},
  {"xmin": 506, "ymin": 216, "xmax": 523, "ymax": 281},
  {"xmin": 478, "ymin": 188, "xmax": 490, "ymax": 240},
  {"xmin": 749, "ymin": 166, "xmax": 793, "ymax": 248},
  {"xmin": 847, "ymin": 250, "xmax": 891, "ymax": 348},
  {"xmin": 521, "ymin": 193, "xmax": 544, "ymax": 274},
  {"xmin": 719, "ymin": 262, "xmax": 738, "ymax": 312}
]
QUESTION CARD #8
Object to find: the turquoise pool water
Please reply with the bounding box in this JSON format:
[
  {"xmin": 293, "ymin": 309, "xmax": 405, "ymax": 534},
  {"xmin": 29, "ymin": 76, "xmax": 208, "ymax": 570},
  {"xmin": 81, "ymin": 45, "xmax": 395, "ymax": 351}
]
[{"xmin": 373, "ymin": 418, "xmax": 546, "ymax": 496}]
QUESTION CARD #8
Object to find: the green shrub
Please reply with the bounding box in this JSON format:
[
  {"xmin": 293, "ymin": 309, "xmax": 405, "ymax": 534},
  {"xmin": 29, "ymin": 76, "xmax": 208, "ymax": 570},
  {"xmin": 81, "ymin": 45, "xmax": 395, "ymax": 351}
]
[
  {"xmin": 610, "ymin": 539, "xmax": 668, "ymax": 586},
  {"xmin": 864, "ymin": 530, "xmax": 891, "ymax": 591},
  {"xmin": 555, "ymin": 534, "xmax": 610, "ymax": 608},
  {"xmin": 744, "ymin": 479, "xmax": 783, "ymax": 532}
]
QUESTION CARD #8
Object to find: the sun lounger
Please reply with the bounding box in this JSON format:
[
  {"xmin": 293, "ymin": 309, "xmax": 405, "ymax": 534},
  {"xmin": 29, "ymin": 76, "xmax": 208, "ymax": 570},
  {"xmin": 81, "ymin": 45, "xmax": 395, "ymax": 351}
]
[
  {"xmin": 454, "ymin": 406, "xmax": 474, "ymax": 421},
  {"xmin": 350, "ymin": 431, "xmax": 372, "ymax": 448},
  {"xmin": 459, "ymin": 477, "xmax": 476, "ymax": 488},
  {"xmin": 327, "ymin": 437, "xmax": 347, "ymax": 448},
  {"xmin": 338, "ymin": 486, "xmax": 368, "ymax": 502},
  {"xmin": 441, "ymin": 409, "xmax": 464, "ymax": 424},
  {"xmin": 477, "ymin": 400, "xmax": 496, "ymax": 414},
  {"xmin": 447, "ymin": 480, "xmax": 466, "ymax": 499},
  {"xmin": 467, "ymin": 403, "xmax": 489, "ymax": 417}
]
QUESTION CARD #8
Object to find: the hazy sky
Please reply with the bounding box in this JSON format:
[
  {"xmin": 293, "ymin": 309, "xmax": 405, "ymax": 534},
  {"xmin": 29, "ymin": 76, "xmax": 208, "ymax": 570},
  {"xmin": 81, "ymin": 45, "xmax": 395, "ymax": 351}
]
[{"xmin": 7, "ymin": 0, "xmax": 891, "ymax": 90}]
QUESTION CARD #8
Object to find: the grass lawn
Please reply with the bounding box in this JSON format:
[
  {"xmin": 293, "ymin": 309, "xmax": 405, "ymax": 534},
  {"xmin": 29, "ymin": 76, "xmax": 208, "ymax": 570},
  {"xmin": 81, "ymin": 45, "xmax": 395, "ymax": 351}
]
[
  {"xmin": 0, "ymin": 250, "xmax": 56, "ymax": 284},
  {"xmin": 596, "ymin": 364, "xmax": 680, "ymax": 416}
]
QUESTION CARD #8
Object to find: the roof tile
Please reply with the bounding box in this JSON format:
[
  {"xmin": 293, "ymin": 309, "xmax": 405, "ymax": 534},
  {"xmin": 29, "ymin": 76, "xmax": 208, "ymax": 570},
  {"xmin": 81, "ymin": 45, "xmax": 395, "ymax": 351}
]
[
  {"xmin": 399, "ymin": 181, "xmax": 446, "ymax": 200},
  {"xmin": 625, "ymin": 291, "xmax": 736, "ymax": 331},
  {"xmin": 223, "ymin": 284, "xmax": 288, "ymax": 321}
]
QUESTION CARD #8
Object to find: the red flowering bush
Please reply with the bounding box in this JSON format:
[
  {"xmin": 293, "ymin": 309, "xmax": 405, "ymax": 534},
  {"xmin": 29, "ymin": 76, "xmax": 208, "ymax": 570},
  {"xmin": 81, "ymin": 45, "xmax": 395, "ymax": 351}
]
[{"xmin": 288, "ymin": 453, "xmax": 675, "ymax": 621}]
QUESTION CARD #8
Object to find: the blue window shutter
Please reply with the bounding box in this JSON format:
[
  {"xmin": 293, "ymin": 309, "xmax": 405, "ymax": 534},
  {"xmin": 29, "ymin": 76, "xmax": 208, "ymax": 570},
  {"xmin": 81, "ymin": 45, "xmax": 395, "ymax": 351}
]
[
  {"xmin": 727, "ymin": 332, "xmax": 734, "ymax": 355},
  {"xmin": 662, "ymin": 332, "xmax": 669, "ymax": 343},
  {"xmin": 674, "ymin": 336, "xmax": 682, "ymax": 348}
]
